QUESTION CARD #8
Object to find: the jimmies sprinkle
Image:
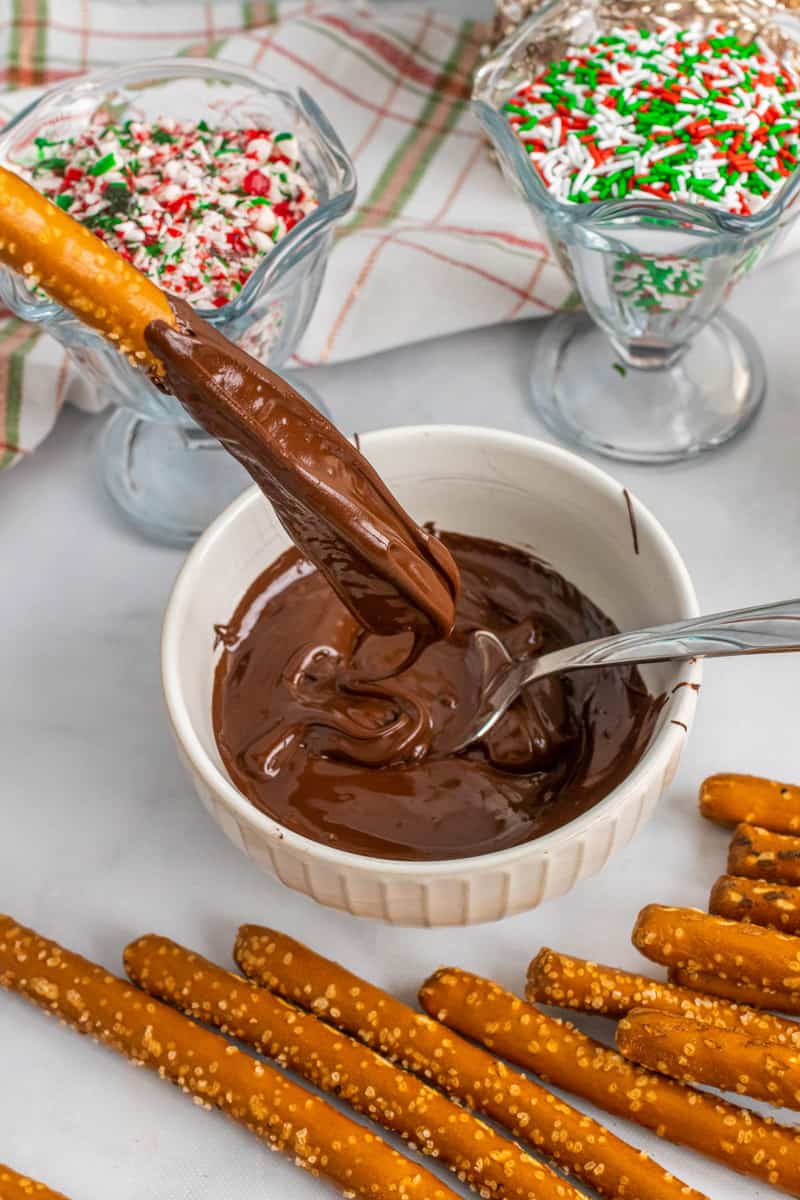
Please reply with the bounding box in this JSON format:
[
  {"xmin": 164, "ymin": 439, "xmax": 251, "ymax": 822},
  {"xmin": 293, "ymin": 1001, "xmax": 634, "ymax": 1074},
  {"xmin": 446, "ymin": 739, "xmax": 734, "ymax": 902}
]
[{"xmin": 504, "ymin": 19, "xmax": 800, "ymax": 215}]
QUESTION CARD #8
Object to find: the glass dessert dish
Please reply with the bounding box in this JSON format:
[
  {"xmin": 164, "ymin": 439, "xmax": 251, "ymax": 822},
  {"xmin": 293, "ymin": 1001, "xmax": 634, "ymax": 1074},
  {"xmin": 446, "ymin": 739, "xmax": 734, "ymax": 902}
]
[
  {"xmin": 473, "ymin": 1, "xmax": 800, "ymax": 463},
  {"xmin": 0, "ymin": 59, "xmax": 356, "ymax": 544}
]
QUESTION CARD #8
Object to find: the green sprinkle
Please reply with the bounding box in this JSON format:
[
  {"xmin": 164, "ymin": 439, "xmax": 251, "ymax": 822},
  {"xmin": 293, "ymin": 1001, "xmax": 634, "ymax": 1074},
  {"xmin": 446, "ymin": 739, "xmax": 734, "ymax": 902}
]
[
  {"xmin": 34, "ymin": 157, "xmax": 68, "ymax": 172},
  {"xmin": 274, "ymin": 131, "xmax": 293, "ymax": 142},
  {"xmin": 55, "ymin": 194, "xmax": 74, "ymax": 210},
  {"xmin": 89, "ymin": 153, "xmax": 116, "ymax": 177},
  {"xmin": 612, "ymin": 362, "xmax": 628, "ymax": 376},
  {"xmin": 34, "ymin": 136, "xmax": 59, "ymax": 160}
]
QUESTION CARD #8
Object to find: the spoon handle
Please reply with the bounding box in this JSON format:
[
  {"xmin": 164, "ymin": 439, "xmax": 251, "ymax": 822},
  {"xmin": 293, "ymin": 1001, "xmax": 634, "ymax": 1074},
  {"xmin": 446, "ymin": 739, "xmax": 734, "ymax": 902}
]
[{"xmin": 524, "ymin": 597, "xmax": 800, "ymax": 683}]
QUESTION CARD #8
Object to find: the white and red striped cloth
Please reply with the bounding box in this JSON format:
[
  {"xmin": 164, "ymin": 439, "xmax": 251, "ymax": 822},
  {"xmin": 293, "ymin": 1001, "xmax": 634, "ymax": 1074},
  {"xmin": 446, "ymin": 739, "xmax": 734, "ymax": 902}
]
[
  {"xmin": 0, "ymin": 1, "xmax": 572, "ymax": 468},
  {"xmin": 0, "ymin": 1, "xmax": 794, "ymax": 468}
]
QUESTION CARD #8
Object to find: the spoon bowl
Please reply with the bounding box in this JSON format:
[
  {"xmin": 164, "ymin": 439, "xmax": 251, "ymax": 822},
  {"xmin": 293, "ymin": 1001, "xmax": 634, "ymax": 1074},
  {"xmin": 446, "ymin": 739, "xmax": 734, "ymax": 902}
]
[{"xmin": 451, "ymin": 599, "xmax": 800, "ymax": 753}]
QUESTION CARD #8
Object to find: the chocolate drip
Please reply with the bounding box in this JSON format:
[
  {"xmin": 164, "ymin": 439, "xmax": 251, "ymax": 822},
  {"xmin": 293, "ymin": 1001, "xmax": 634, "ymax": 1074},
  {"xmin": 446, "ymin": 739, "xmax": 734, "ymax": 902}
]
[
  {"xmin": 213, "ymin": 532, "xmax": 661, "ymax": 862},
  {"xmin": 145, "ymin": 300, "xmax": 459, "ymax": 646}
]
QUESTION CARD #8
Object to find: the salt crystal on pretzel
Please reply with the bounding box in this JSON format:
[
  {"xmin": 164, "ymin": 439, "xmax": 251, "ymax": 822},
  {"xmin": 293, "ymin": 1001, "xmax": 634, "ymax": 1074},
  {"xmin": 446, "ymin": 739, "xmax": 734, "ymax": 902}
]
[
  {"xmin": 0, "ymin": 915, "xmax": 458, "ymax": 1200},
  {"xmin": 124, "ymin": 933, "xmax": 580, "ymax": 1200},
  {"xmin": 0, "ymin": 166, "xmax": 173, "ymax": 372},
  {"xmin": 233, "ymin": 925, "xmax": 707, "ymax": 1200},
  {"xmin": 418, "ymin": 964, "xmax": 800, "ymax": 1195},
  {"xmin": 729, "ymin": 822, "xmax": 800, "ymax": 886},
  {"xmin": 0, "ymin": 1165, "xmax": 70, "ymax": 1199},
  {"xmin": 527, "ymin": 946, "xmax": 800, "ymax": 1044},
  {"xmin": 710, "ymin": 873, "xmax": 800, "ymax": 933},
  {"xmin": 617, "ymin": 1006, "xmax": 800, "ymax": 1110},
  {"xmin": 701, "ymin": 773, "xmax": 800, "ymax": 832},
  {"xmin": 633, "ymin": 903, "xmax": 800, "ymax": 992},
  {"xmin": 669, "ymin": 966, "xmax": 800, "ymax": 1015}
]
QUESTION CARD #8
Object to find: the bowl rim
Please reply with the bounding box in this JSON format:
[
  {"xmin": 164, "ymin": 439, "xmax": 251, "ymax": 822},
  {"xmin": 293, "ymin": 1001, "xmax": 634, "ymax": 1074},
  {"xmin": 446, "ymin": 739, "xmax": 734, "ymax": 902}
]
[{"xmin": 161, "ymin": 424, "xmax": 701, "ymax": 877}]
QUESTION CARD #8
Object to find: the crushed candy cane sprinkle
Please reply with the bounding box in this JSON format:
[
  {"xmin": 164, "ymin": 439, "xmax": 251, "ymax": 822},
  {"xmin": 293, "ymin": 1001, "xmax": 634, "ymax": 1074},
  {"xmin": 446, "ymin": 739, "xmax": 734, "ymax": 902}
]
[
  {"xmin": 17, "ymin": 117, "xmax": 318, "ymax": 307},
  {"xmin": 504, "ymin": 18, "xmax": 800, "ymax": 214}
]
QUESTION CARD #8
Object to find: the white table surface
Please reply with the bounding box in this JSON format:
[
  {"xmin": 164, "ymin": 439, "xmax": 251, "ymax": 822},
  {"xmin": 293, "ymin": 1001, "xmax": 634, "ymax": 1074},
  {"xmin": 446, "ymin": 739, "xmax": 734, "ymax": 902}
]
[{"xmin": 4, "ymin": 22, "xmax": 800, "ymax": 1200}]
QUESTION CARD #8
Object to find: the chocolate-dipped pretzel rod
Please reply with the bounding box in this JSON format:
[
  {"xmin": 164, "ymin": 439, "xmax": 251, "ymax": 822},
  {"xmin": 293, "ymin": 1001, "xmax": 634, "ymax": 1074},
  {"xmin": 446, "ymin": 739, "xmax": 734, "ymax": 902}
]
[
  {"xmin": 233, "ymin": 926, "xmax": 707, "ymax": 1200},
  {"xmin": 527, "ymin": 947, "xmax": 800, "ymax": 1044},
  {"xmin": 124, "ymin": 934, "xmax": 580, "ymax": 1200},
  {"xmin": 0, "ymin": 165, "xmax": 173, "ymax": 371},
  {"xmin": 701, "ymin": 773, "xmax": 800, "ymax": 833},
  {"xmin": 0, "ymin": 165, "xmax": 459, "ymax": 643},
  {"xmin": 0, "ymin": 1165, "xmax": 70, "ymax": 1199},
  {"xmin": 710, "ymin": 873, "xmax": 800, "ymax": 933},
  {"xmin": 419, "ymin": 965, "xmax": 800, "ymax": 1195},
  {"xmin": 633, "ymin": 903, "xmax": 800, "ymax": 991},
  {"xmin": 669, "ymin": 966, "xmax": 800, "ymax": 1015},
  {"xmin": 0, "ymin": 916, "xmax": 459, "ymax": 1200},
  {"xmin": 616, "ymin": 1007, "xmax": 800, "ymax": 1110},
  {"xmin": 729, "ymin": 822, "xmax": 800, "ymax": 885}
]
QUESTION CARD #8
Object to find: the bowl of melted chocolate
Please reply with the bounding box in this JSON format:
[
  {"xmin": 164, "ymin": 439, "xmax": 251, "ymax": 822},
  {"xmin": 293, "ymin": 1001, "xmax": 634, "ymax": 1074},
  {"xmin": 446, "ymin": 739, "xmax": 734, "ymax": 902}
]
[{"xmin": 162, "ymin": 426, "xmax": 700, "ymax": 925}]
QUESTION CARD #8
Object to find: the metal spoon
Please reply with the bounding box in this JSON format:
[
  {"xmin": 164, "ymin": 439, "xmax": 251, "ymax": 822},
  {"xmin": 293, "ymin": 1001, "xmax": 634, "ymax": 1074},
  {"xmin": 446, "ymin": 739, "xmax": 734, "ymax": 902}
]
[{"xmin": 449, "ymin": 598, "xmax": 800, "ymax": 752}]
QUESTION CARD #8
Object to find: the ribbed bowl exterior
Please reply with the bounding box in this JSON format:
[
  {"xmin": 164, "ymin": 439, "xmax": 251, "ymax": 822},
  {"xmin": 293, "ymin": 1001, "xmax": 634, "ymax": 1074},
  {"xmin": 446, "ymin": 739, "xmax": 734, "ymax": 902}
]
[{"xmin": 176, "ymin": 734, "xmax": 683, "ymax": 925}]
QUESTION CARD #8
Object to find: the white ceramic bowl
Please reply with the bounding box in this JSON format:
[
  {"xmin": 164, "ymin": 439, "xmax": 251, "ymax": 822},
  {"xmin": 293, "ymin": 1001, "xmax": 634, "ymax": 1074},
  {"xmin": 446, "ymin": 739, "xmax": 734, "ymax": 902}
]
[{"xmin": 162, "ymin": 426, "xmax": 700, "ymax": 926}]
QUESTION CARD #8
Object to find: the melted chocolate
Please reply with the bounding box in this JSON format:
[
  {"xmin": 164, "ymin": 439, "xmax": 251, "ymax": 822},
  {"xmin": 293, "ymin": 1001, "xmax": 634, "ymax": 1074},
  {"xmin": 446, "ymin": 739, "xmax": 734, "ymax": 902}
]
[
  {"xmin": 213, "ymin": 532, "xmax": 661, "ymax": 861},
  {"xmin": 145, "ymin": 300, "xmax": 459, "ymax": 646}
]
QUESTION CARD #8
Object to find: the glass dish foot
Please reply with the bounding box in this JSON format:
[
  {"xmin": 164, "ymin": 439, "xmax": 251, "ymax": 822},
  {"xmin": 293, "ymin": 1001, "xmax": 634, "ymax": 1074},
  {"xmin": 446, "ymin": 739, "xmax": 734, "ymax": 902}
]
[
  {"xmin": 531, "ymin": 310, "xmax": 765, "ymax": 464},
  {"xmin": 99, "ymin": 409, "xmax": 250, "ymax": 548}
]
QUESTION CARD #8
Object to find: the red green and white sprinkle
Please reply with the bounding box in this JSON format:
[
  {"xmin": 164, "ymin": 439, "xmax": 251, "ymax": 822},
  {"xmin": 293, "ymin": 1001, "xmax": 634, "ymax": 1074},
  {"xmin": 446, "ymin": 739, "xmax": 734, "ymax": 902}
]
[
  {"xmin": 612, "ymin": 252, "xmax": 705, "ymax": 311},
  {"xmin": 17, "ymin": 118, "xmax": 318, "ymax": 308},
  {"xmin": 504, "ymin": 18, "xmax": 800, "ymax": 215}
]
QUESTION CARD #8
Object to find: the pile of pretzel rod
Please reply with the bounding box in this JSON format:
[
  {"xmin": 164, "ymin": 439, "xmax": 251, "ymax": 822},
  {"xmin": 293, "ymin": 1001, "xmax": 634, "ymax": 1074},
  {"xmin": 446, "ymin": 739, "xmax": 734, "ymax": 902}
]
[
  {"xmin": 523, "ymin": 775, "xmax": 800, "ymax": 1147},
  {"xmin": 3, "ymin": 807, "xmax": 800, "ymax": 1200},
  {"xmin": 2, "ymin": 912, "xmax": 713, "ymax": 1200}
]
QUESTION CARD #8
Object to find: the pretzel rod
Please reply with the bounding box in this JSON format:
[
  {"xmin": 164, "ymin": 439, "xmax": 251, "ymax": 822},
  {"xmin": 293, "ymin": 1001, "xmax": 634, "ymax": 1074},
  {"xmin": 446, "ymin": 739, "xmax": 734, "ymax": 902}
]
[
  {"xmin": 616, "ymin": 1006, "xmax": 800, "ymax": 1110},
  {"xmin": 710, "ymin": 873, "xmax": 800, "ymax": 933},
  {"xmin": 125, "ymin": 934, "xmax": 580, "ymax": 1200},
  {"xmin": 0, "ymin": 1165, "xmax": 69, "ymax": 1199},
  {"xmin": 418, "ymin": 965, "xmax": 800, "ymax": 1196},
  {"xmin": 0, "ymin": 165, "xmax": 173, "ymax": 372},
  {"xmin": 669, "ymin": 966, "xmax": 800, "ymax": 1014},
  {"xmin": 527, "ymin": 947, "xmax": 800, "ymax": 1044},
  {"xmin": 633, "ymin": 903, "xmax": 800, "ymax": 991},
  {"xmin": 0, "ymin": 916, "xmax": 457, "ymax": 1200},
  {"xmin": 729, "ymin": 822, "xmax": 800, "ymax": 886},
  {"xmin": 233, "ymin": 926, "xmax": 706, "ymax": 1200},
  {"xmin": 700, "ymin": 773, "xmax": 800, "ymax": 832}
]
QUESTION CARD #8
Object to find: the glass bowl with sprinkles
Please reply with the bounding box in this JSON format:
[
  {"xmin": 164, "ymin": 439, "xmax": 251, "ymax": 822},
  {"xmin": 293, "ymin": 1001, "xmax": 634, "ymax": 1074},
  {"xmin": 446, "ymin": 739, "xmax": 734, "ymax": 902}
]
[
  {"xmin": 0, "ymin": 58, "xmax": 356, "ymax": 545},
  {"xmin": 474, "ymin": 0, "xmax": 800, "ymax": 462}
]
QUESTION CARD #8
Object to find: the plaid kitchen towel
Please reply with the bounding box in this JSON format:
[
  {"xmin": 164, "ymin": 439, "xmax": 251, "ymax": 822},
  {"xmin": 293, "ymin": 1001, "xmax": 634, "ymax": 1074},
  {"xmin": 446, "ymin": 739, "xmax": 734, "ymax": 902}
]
[
  {"xmin": 0, "ymin": 0, "xmax": 575, "ymax": 468},
  {"xmin": 0, "ymin": 2, "xmax": 795, "ymax": 468}
]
